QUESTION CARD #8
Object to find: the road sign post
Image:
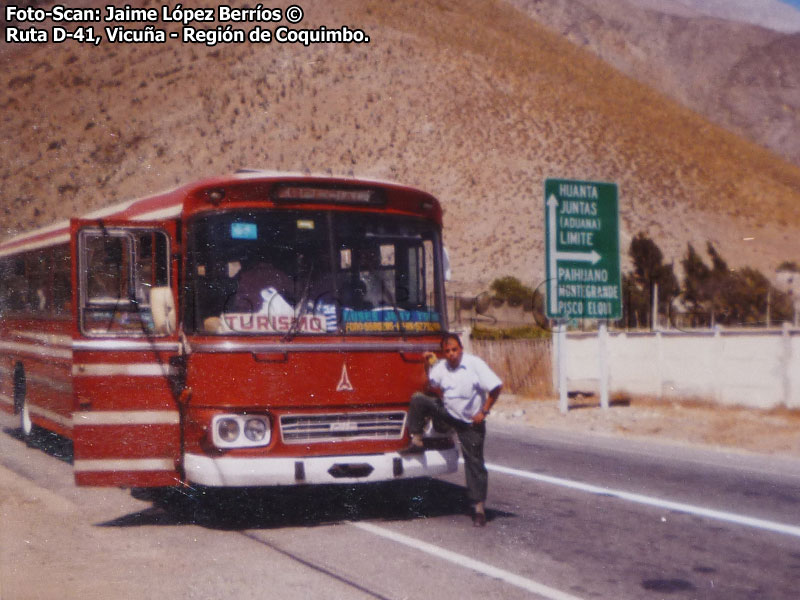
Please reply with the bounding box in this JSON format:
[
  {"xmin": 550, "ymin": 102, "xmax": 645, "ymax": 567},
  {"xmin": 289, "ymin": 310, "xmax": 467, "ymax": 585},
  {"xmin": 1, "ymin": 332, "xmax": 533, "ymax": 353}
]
[
  {"xmin": 545, "ymin": 178, "xmax": 621, "ymax": 413},
  {"xmin": 545, "ymin": 179, "xmax": 621, "ymax": 321}
]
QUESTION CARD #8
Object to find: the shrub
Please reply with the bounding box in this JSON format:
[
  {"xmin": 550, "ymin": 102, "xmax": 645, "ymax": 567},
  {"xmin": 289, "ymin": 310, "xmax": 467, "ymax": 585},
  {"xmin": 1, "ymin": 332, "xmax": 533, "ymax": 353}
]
[{"xmin": 471, "ymin": 325, "xmax": 550, "ymax": 340}]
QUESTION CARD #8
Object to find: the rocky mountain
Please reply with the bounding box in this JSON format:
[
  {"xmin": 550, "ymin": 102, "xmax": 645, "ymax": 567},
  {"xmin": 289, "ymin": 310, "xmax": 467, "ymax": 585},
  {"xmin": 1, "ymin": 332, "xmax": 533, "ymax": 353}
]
[
  {"xmin": 635, "ymin": 0, "xmax": 800, "ymax": 32},
  {"xmin": 507, "ymin": 0, "xmax": 800, "ymax": 168},
  {"xmin": 2, "ymin": 0, "xmax": 800, "ymax": 296}
]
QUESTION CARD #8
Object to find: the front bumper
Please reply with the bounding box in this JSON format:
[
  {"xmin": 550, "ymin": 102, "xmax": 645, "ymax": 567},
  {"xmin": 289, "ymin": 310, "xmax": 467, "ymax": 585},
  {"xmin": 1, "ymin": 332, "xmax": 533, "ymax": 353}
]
[{"xmin": 183, "ymin": 447, "xmax": 459, "ymax": 487}]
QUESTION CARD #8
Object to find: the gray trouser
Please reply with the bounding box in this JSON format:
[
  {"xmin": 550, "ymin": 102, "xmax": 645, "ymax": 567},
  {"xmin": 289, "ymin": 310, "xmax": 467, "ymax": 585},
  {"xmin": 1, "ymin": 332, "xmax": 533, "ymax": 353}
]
[{"xmin": 408, "ymin": 392, "xmax": 488, "ymax": 504}]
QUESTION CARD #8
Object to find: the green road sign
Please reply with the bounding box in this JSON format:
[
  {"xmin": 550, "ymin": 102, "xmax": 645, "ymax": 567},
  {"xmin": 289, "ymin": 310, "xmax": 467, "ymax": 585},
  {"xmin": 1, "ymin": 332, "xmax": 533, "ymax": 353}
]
[{"xmin": 545, "ymin": 178, "xmax": 621, "ymax": 320}]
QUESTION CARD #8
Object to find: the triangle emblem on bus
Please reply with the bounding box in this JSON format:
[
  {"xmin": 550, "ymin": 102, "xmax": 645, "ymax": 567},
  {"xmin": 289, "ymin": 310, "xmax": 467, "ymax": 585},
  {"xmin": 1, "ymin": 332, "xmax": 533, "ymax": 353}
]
[{"xmin": 336, "ymin": 363, "xmax": 354, "ymax": 392}]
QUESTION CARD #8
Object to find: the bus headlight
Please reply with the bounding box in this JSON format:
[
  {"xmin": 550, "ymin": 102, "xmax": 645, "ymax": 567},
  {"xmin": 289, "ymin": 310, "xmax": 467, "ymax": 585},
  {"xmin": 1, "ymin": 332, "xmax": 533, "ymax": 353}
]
[
  {"xmin": 217, "ymin": 418, "xmax": 240, "ymax": 442},
  {"xmin": 212, "ymin": 414, "xmax": 271, "ymax": 448},
  {"xmin": 244, "ymin": 418, "xmax": 268, "ymax": 442}
]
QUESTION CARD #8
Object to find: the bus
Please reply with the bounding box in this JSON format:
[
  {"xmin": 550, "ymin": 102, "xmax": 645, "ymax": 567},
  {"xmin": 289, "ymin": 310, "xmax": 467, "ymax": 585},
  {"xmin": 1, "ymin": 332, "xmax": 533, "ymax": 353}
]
[{"xmin": 0, "ymin": 172, "xmax": 458, "ymax": 489}]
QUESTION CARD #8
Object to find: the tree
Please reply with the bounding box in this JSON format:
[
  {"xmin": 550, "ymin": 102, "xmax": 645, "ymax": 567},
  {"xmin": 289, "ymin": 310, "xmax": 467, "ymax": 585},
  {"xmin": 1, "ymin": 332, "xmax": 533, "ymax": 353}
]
[
  {"xmin": 681, "ymin": 243, "xmax": 712, "ymax": 326},
  {"xmin": 680, "ymin": 242, "xmax": 792, "ymax": 327},
  {"xmin": 622, "ymin": 273, "xmax": 648, "ymax": 328},
  {"xmin": 490, "ymin": 276, "xmax": 535, "ymax": 308},
  {"xmin": 627, "ymin": 232, "xmax": 679, "ymax": 327},
  {"xmin": 489, "ymin": 276, "xmax": 545, "ymax": 324}
]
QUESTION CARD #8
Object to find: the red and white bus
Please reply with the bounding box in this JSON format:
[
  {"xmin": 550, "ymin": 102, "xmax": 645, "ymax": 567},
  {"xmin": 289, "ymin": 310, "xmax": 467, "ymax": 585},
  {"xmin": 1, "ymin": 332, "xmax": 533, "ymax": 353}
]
[{"xmin": 0, "ymin": 172, "xmax": 457, "ymax": 488}]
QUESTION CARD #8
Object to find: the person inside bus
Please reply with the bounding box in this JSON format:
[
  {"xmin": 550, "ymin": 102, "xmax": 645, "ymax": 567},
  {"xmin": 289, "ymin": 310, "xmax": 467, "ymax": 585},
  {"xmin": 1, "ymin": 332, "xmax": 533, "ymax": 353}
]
[
  {"xmin": 403, "ymin": 333, "xmax": 503, "ymax": 527},
  {"xmin": 197, "ymin": 259, "xmax": 239, "ymax": 331},
  {"xmin": 341, "ymin": 245, "xmax": 393, "ymax": 310},
  {"xmin": 228, "ymin": 251, "xmax": 293, "ymax": 314},
  {"xmin": 360, "ymin": 245, "xmax": 394, "ymax": 307}
]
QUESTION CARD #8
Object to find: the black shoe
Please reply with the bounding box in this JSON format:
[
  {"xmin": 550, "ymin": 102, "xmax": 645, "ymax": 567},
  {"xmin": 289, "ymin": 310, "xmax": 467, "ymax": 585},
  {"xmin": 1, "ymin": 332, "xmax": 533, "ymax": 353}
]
[
  {"xmin": 399, "ymin": 440, "xmax": 425, "ymax": 455},
  {"xmin": 472, "ymin": 511, "xmax": 487, "ymax": 527}
]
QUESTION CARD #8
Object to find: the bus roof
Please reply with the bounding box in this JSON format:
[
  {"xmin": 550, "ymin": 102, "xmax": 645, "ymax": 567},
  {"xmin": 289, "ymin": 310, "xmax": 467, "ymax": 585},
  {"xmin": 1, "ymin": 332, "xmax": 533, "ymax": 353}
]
[{"xmin": 0, "ymin": 172, "xmax": 441, "ymax": 258}]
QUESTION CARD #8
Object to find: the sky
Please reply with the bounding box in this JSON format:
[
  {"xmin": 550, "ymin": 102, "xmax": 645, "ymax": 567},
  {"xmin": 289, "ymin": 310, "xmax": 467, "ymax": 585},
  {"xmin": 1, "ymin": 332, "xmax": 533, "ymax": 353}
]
[{"xmin": 669, "ymin": 0, "xmax": 800, "ymax": 32}]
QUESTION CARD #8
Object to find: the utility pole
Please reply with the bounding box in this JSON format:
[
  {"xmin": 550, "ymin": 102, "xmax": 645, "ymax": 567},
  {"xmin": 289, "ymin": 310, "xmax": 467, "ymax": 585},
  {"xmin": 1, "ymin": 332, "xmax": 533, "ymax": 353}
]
[
  {"xmin": 652, "ymin": 282, "xmax": 659, "ymax": 331},
  {"xmin": 766, "ymin": 288, "xmax": 771, "ymax": 328}
]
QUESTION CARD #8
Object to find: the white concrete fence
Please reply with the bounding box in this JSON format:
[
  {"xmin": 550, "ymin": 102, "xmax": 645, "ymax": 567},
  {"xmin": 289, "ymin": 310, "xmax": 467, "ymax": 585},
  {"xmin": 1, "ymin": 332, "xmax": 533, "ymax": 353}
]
[{"xmin": 555, "ymin": 325, "xmax": 800, "ymax": 410}]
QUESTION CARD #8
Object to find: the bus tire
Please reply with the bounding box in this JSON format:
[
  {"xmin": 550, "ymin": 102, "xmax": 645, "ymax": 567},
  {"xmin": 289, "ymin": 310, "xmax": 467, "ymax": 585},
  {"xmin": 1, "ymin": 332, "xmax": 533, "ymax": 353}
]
[{"xmin": 13, "ymin": 365, "xmax": 33, "ymax": 444}]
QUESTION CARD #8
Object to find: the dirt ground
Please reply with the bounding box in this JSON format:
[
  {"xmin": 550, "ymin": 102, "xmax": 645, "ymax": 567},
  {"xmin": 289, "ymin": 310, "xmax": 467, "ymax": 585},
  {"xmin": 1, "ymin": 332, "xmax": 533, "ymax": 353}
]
[{"xmin": 491, "ymin": 394, "xmax": 800, "ymax": 458}]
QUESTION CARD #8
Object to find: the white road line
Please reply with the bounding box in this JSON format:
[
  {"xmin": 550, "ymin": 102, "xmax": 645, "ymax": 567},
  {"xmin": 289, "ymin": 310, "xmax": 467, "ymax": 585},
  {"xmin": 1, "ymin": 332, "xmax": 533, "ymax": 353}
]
[
  {"xmin": 351, "ymin": 521, "xmax": 585, "ymax": 600},
  {"xmin": 487, "ymin": 462, "xmax": 800, "ymax": 539}
]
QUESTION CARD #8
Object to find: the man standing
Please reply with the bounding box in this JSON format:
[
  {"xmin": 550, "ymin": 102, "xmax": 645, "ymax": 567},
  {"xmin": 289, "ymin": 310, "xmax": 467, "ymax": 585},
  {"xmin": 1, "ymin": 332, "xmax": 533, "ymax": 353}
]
[{"xmin": 404, "ymin": 333, "xmax": 502, "ymax": 527}]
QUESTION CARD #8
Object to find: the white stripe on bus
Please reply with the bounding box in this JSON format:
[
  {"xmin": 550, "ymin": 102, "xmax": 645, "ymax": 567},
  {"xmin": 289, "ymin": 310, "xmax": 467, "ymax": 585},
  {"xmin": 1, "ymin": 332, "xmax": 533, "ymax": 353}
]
[
  {"xmin": 73, "ymin": 339, "xmax": 181, "ymax": 352},
  {"xmin": 135, "ymin": 206, "xmax": 183, "ymax": 220},
  {"xmin": 14, "ymin": 331, "xmax": 73, "ymax": 347},
  {"xmin": 73, "ymin": 410, "xmax": 180, "ymax": 426},
  {"xmin": 72, "ymin": 363, "xmax": 177, "ymax": 377},
  {"xmin": 29, "ymin": 405, "xmax": 73, "ymax": 429},
  {"xmin": 83, "ymin": 199, "xmax": 181, "ymax": 221},
  {"xmin": 73, "ymin": 458, "xmax": 177, "ymax": 472},
  {"xmin": 0, "ymin": 232, "xmax": 70, "ymax": 257},
  {"xmin": 23, "ymin": 372, "xmax": 72, "ymax": 394},
  {"xmin": 0, "ymin": 341, "xmax": 72, "ymax": 360},
  {"xmin": 0, "ymin": 202, "xmax": 181, "ymax": 257},
  {"xmin": 0, "ymin": 220, "xmax": 70, "ymax": 247}
]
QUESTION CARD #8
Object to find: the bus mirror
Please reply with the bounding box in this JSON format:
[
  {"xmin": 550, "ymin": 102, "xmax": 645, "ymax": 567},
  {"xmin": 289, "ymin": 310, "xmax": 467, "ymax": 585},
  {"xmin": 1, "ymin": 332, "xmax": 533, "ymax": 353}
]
[
  {"xmin": 443, "ymin": 247, "xmax": 452, "ymax": 282},
  {"xmin": 150, "ymin": 287, "xmax": 176, "ymax": 335}
]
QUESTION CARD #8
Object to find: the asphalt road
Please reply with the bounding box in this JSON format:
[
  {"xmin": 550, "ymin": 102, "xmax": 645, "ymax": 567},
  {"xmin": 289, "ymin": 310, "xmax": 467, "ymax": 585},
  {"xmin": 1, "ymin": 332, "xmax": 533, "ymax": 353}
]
[{"xmin": 2, "ymin": 412, "xmax": 800, "ymax": 600}]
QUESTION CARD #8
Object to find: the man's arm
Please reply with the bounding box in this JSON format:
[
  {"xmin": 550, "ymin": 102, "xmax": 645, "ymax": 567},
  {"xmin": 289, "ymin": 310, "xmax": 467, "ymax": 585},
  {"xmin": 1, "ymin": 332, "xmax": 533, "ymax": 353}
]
[{"xmin": 472, "ymin": 384, "xmax": 501, "ymax": 425}]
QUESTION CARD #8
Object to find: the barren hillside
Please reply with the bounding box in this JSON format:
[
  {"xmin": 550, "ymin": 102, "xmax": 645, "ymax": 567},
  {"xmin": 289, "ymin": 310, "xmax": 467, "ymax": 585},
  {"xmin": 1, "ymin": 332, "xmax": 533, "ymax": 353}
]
[
  {"xmin": 2, "ymin": 0, "xmax": 800, "ymax": 295},
  {"xmin": 507, "ymin": 0, "xmax": 800, "ymax": 169}
]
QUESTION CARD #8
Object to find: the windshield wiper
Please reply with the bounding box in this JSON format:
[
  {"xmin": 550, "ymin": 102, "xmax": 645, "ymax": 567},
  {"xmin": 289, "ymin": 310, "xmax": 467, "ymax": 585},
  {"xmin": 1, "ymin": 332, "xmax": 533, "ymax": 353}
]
[
  {"xmin": 377, "ymin": 277, "xmax": 407, "ymax": 341},
  {"xmin": 282, "ymin": 263, "xmax": 314, "ymax": 342}
]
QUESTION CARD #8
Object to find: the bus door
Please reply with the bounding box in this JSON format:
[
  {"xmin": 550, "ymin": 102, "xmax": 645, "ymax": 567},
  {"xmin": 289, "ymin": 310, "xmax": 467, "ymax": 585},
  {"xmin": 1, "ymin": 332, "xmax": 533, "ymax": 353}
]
[{"xmin": 70, "ymin": 219, "xmax": 184, "ymax": 487}]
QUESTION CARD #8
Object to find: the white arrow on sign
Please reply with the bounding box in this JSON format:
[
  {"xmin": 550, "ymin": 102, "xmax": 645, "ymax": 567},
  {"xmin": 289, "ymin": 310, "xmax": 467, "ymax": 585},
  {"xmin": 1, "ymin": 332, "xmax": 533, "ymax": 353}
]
[
  {"xmin": 557, "ymin": 249, "xmax": 601, "ymax": 263},
  {"xmin": 547, "ymin": 194, "xmax": 602, "ymax": 315}
]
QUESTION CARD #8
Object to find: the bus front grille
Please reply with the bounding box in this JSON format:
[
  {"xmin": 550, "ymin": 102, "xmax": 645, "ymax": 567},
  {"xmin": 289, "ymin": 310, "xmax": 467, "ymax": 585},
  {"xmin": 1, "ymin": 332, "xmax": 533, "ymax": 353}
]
[{"xmin": 279, "ymin": 411, "xmax": 406, "ymax": 444}]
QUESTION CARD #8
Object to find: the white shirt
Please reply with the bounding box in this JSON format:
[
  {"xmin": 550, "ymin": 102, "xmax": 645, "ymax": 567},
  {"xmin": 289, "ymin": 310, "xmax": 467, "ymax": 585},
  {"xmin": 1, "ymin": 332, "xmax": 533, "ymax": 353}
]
[{"xmin": 428, "ymin": 353, "xmax": 503, "ymax": 423}]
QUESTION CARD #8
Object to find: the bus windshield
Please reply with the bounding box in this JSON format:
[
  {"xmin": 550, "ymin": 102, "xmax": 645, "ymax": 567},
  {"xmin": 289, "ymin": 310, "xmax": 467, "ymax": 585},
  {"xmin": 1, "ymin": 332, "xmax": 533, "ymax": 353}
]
[{"xmin": 187, "ymin": 210, "xmax": 444, "ymax": 335}]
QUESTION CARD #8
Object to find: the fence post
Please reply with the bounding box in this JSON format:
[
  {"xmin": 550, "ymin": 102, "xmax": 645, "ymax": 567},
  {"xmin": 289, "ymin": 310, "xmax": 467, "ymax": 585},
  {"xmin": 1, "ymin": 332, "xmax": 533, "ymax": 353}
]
[
  {"xmin": 781, "ymin": 322, "xmax": 791, "ymax": 408},
  {"xmin": 656, "ymin": 330, "xmax": 664, "ymax": 399},
  {"xmin": 557, "ymin": 323, "xmax": 568, "ymax": 414},
  {"xmin": 713, "ymin": 325, "xmax": 723, "ymax": 403},
  {"xmin": 551, "ymin": 324, "xmax": 559, "ymax": 397},
  {"xmin": 599, "ymin": 323, "xmax": 609, "ymax": 409}
]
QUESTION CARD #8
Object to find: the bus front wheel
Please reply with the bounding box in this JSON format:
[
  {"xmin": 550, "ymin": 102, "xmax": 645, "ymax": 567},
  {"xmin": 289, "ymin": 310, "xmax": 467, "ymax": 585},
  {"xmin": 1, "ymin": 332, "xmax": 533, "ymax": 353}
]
[{"xmin": 13, "ymin": 365, "xmax": 33, "ymax": 443}]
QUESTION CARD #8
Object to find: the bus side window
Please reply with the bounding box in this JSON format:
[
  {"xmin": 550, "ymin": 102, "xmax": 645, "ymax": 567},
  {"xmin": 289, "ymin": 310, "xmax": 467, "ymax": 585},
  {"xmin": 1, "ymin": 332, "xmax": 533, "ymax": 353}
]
[
  {"xmin": 24, "ymin": 251, "xmax": 50, "ymax": 313},
  {"xmin": 79, "ymin": 228, "xmax": 172, "ymax": 336},
  {"xmin": 7, "ymin": 257, "xmax": 27, "ymax": 312},
  {"xmin": 135, "ymin": 232, "xmax": 169, "ymax": 305},
  {"xmin": 85, "ymin": 235, "xmax": 130, "ymax": 304},
  {"xmin": 52, "ymin": 246, "xmax": 72, "ymax": 314}
]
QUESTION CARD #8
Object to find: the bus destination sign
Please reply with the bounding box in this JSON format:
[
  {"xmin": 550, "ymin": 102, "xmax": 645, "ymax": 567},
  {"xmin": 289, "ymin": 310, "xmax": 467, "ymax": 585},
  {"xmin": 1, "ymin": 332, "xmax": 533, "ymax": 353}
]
[{"xmin": 544, "ymin": 178, "xmax": 621, "ymax": 320}]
